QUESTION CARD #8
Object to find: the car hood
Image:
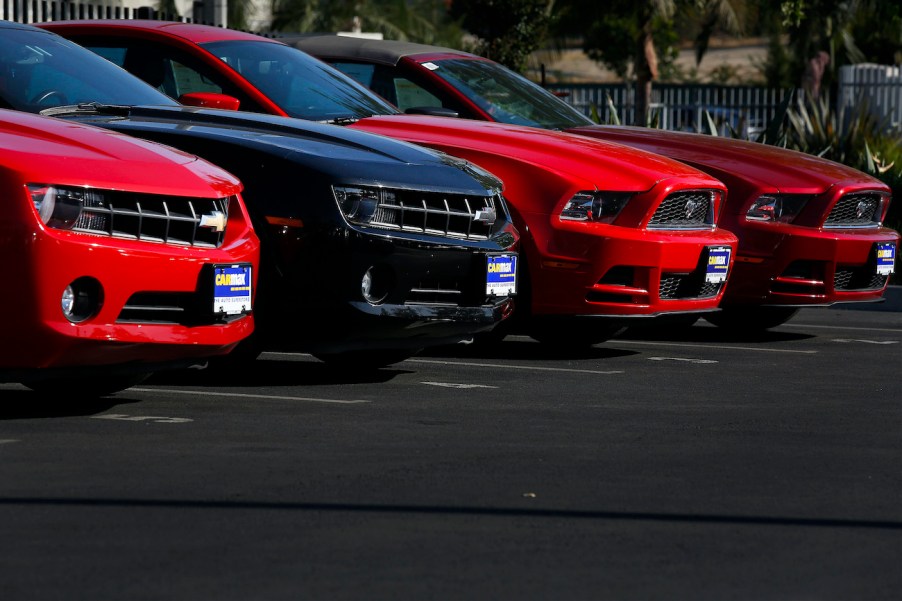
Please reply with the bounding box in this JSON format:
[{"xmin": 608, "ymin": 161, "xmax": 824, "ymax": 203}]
[
  {"xmin": 0, "ymin": 109, "xmax": 241, "ymax": 197},
  {"xmin": 352, "ymin": 115, "xmax": 724, "ymax": 192},
  {"xmin": 571, "ymin": 125, "xmax": 888, "ymax": 194},
  {"xmin": 51, "ymin": 104, "xmax": 504, "ymax": 195}
]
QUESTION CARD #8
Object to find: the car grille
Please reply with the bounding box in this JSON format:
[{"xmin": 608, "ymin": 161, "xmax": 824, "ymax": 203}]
[
  {"xmin": 647, "ymin": 191, "xmax": 715, "ymax": 229},
  {"xmin": 73, "ymin": 192, "xmax": 231, "ymax": 248},
  {"xmin": 659, "ymin": 275, "xmax": 722, "ymax": 299},
  {"xmin": 824, "ymin": 193, "xmax": 882, "ymax": 228},
  {"xmin": 834, "ymin": 268, "xmax": 888, "ymax": 291},
  {"xmin": 369, "ymin": 191, "xmax": 500, "ymax": 240}
]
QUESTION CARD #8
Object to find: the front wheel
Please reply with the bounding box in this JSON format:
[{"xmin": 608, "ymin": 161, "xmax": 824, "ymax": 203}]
[{"xmin": 704, "ymin": 307, "xmax": 800, "ymax": 332}]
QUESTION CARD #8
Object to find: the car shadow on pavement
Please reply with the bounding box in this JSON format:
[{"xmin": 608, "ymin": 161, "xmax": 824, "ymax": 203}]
[
  {"xmin": 421, "ymin": 338, "xmax": 639, "ymax": 361},
  {"xmin": 0, "ymin": 394, "xmax": 140, "ymax": 420},
  {"xmin": 145, "ymin": 358, "xmax": 408, "ymax": 388},
  {"xmin": 617, "ymin": 324, "xmax": 815, "ymax": 344}
]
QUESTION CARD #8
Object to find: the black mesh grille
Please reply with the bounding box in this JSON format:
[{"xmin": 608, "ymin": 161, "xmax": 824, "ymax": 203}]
[
  {"xmin": 659, "ymin": 275, "xmax": 722, "ymax": 299},
  {"xmin": 648, "ymin": 191, "xmax": 714, "ymax": 229},
  {"xmin": 71, "ymin": 191, "xmax": 230, "ymax": 248},
  {"xmin": 834, "ymin": 268, "xmax": 888, "ymax": 291},
  {"xmin": 824, "ymin": 193, "xmax": 881, "ymax": 227},
  {"xmin": 370, "ymin": 191, "xmax": 500, "ymax": 240}
]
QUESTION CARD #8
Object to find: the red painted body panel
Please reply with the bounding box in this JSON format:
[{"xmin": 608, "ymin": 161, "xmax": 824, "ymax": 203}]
[
  {"xmin": 45, "ymin": 21, "xmax": 742, "ymax": 324},
  {"xmin": 0, "ymin": 110, "xmax": 260, "ymax": 374}
]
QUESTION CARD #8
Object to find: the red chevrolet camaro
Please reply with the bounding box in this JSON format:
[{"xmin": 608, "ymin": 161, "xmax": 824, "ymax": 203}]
[
  {"xmin": 0, "ymin": 109, "xmax": 260, "ymax": 395},
  {"xmin": 45, "ymin": 20, "xmax": 740, "ymax": 346},
  {"xmin": 290, "ymin": 35, "xmax": 900, "ymax": 331}
]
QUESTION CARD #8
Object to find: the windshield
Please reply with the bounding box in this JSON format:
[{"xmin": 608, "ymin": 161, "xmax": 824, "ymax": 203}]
[
  {"xmin": 429, "ymin": 59, "xmax": 595, "ymax": 130},
  {"xmin": 0, "ymin": 28, "xmax": 179, "ymax": 112},
  {"xmin": 201, "ymin": 40, "xmax": 399, "ymax": 121}
]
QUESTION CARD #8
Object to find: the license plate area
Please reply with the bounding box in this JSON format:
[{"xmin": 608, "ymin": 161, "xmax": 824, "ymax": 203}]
[
  {"xmin": 213, "ymin": 263, "xmax": 253, "ymax": 315},
  {"xmin": 486, "ymin": 254, "xmax": 517, "ymax": 296},
  {"xmin": 705, "ymin": 246, "xmax": 731, "ymax": 283},
  {"xmin": 876, "ymin": 242, "xmax": 896, "ymax": 275}
]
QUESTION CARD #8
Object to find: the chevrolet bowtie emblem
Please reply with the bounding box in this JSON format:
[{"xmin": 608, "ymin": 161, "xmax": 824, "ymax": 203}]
[
  {"xmin": 199, "ymin": 210, "xmax": 227, "ymax": 232},
  {"xmin": 474, "ymin": 208, "xmax": 497, "ymax": 224}
]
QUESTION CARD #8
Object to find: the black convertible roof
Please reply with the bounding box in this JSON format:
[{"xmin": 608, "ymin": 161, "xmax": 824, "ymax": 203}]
[{"xmin": 282, "ymin": 34, "xmax": 473, "ymax": 67}]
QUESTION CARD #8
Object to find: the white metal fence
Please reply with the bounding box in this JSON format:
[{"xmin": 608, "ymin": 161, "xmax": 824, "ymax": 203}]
[
  {"xmin": 838, "ymin": 63, "xmax": 902, "ymax": 131},
  {"xmin": 1, "ymin": 0, "xmax": 225, "ymax": 27}
]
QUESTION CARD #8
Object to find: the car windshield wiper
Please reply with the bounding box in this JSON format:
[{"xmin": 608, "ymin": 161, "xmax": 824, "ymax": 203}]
[
  {"xmin": 39, "ymin": 102, "xmax": 133, "ymax": 117},
  {"xmin": 322, "ymin": 116, "xmax": 362, "ymax": 125}
]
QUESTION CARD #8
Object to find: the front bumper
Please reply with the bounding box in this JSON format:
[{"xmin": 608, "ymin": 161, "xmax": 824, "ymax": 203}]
[
  {"xmin": 3, "ymin": 223, "xmax": 259, "ymax": 371},
  {"xmin": 259, "ymin": 225, "xmax": 518, "ymax": 353},
  {"xmin": 724, "ymin": 225, "xmax": 899, "ymax": 306},
  {"xmin": 529, "ymin": 224, "xmax": 739, "ymax": 317}
]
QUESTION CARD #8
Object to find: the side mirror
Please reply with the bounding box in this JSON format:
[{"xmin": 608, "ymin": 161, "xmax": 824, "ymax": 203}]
[
  {"xmin": 179, "ymin": 92, "xmax": 241, "ymax": 111},
  {"xmin": 404, "ymin": 106, "xmax": 460, "ymax": 118}
]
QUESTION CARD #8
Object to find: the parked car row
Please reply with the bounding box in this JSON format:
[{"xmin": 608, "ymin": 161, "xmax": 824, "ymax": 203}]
[{"xmin": 1, "ymin": 20, "xmax": 896, "ymax": 395}]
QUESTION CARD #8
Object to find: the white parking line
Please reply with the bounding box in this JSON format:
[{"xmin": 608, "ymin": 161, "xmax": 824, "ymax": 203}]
[
  {"xmin": 422, "ymin": 382, "xmax": 499, "ymax": 389},
  {"xmin": 614, "ymin": 340, "xmax": 817, "ymax": 354},
  {"xmin": 127, "ymin": 388, "xmax": 371, "ymax": 404},
  {"xmin": 648, "ymin": 357, "xmax": 718, "ymax": 364},
  {"xmin": 832, "ymin": 339, "xmax": 899, "ymax": 345},
  {"xmin": 408, "ymin": 359, "xmax": 623, "ymax": 374},
  {"xmin": 790, "ymin": 323, "xmax": 902, "ymax": 333}
]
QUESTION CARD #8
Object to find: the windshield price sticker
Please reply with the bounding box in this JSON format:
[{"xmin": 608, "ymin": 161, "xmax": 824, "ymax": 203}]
[
  {"xmin": 705, "ymin": 246, "xmax": 731, "ymax": 283},
  {"xmin": 213, "ymin": 264, "xmax": 253, "ymax": 315},
  {"xmin": 876, "ymin": 243, "xmax": 896, "ymax": 275},
  {"xmin": 486, "ymin": 254, "xmax": 517, "ymax": 295}
]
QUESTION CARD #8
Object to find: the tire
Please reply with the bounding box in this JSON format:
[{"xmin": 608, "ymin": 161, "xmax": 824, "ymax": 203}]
[
  {"xmin": 311, "ymin": 348, "xmax": 420, "ymax": 369},
  {"xmin": 23, "ymin": 373, "xmax": 149, "ymax": 397},
  {"xmin": 704, "ymin": 306, "xmax": 800, "ymax": 332}
]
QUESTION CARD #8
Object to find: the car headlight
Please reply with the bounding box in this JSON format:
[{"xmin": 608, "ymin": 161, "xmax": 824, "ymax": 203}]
[
  {"xmin": 560, "ymin": 191, "xmax": 632, "ymax": 223},
  {"xmin": 746, "ymin": 195, "xmax": 808, "ymax": 223},
  {"xmin": 28, "ymin": 185, "xmax": 108, "ymax": 231},
  {"xmin": 333, "ymin": 185, "xmax": 396, "ymax": 226}
]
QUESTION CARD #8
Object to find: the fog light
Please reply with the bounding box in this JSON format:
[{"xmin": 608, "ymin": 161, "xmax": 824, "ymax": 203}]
[
  {"xmin": 61, "ymin": 277, "xmax": 102, "ymax": 323},
  {"xmin": 361, "ymin": 266, "xmax": 390, "ymax": 304}
]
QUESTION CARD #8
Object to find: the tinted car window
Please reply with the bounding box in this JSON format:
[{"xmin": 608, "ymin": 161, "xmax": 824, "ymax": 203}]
[
  {"xmin": 75, "ymin": 37, "xmax": 266, "ymax": 112},
  {"xmin": 0, "ymin": 30, "xmax": 177, "ymax": 111},
  {"xmin": 426, "ymin": 58, "xmax": 594, "ymax": 129},
  {"xmin": 201, "ymin": 40, "xmax": 399, "ymax": 121}
]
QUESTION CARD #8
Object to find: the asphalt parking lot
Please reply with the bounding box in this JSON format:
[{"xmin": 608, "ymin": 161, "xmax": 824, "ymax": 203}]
[{"xmin": 1, "ymin": 294, "xmax": 900, "ymax": 600}]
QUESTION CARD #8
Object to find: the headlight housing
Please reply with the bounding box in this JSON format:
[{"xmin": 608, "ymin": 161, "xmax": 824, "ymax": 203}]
[
  {"xmin": 29, "ymin": 185, "xmax": 107, "ymax": 231},
  {"xmin": 560, "ymin": 191, "xmax": 632, "ymax": 223},
  {"xmin": 746, "ymin": 195, "xmax": 809, "ymax": 223},
  {"xmin": 333, "ymin": 185, "xmax": 396, "ymax": 227}
]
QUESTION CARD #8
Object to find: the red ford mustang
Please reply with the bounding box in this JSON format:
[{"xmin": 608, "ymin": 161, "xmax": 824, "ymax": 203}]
[
  {"xmin": 0, "ymin": 109, "xmax": 259, "ymax": 395},
  {"xmin": 44, "ymin": 20, "xmax": 740, "ymax": 346},
  {"xmin": 289, "ymin": 35, "xmax": 900, "ymax": 331}
]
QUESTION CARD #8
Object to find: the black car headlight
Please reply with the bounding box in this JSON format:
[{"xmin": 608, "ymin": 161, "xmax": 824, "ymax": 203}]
[
  {"xmin": 560, "ymin": 191, "xmax": 632, "ymax": 224},
  {"xmin": 29, "ymin": 184, "xmax": 108, "ymax": 231}
]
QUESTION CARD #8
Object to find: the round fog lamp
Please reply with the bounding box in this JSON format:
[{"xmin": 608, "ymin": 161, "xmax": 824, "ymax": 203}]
[
  {"xmin": 361, "ymin": 266, "xmax": 389, "ymax": 304},
  {"xmin": 61, "ymin": 285, "xmax": 75, "ymax": 317},
  {"xmin": 60, "ymin": 277, "xmax": 103, "ymax": 323}
]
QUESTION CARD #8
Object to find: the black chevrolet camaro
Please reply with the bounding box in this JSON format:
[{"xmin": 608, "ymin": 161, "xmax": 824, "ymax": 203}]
[{"xmin": 0, "ymin": 21, "xmax": 519, "ymax": 367}]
